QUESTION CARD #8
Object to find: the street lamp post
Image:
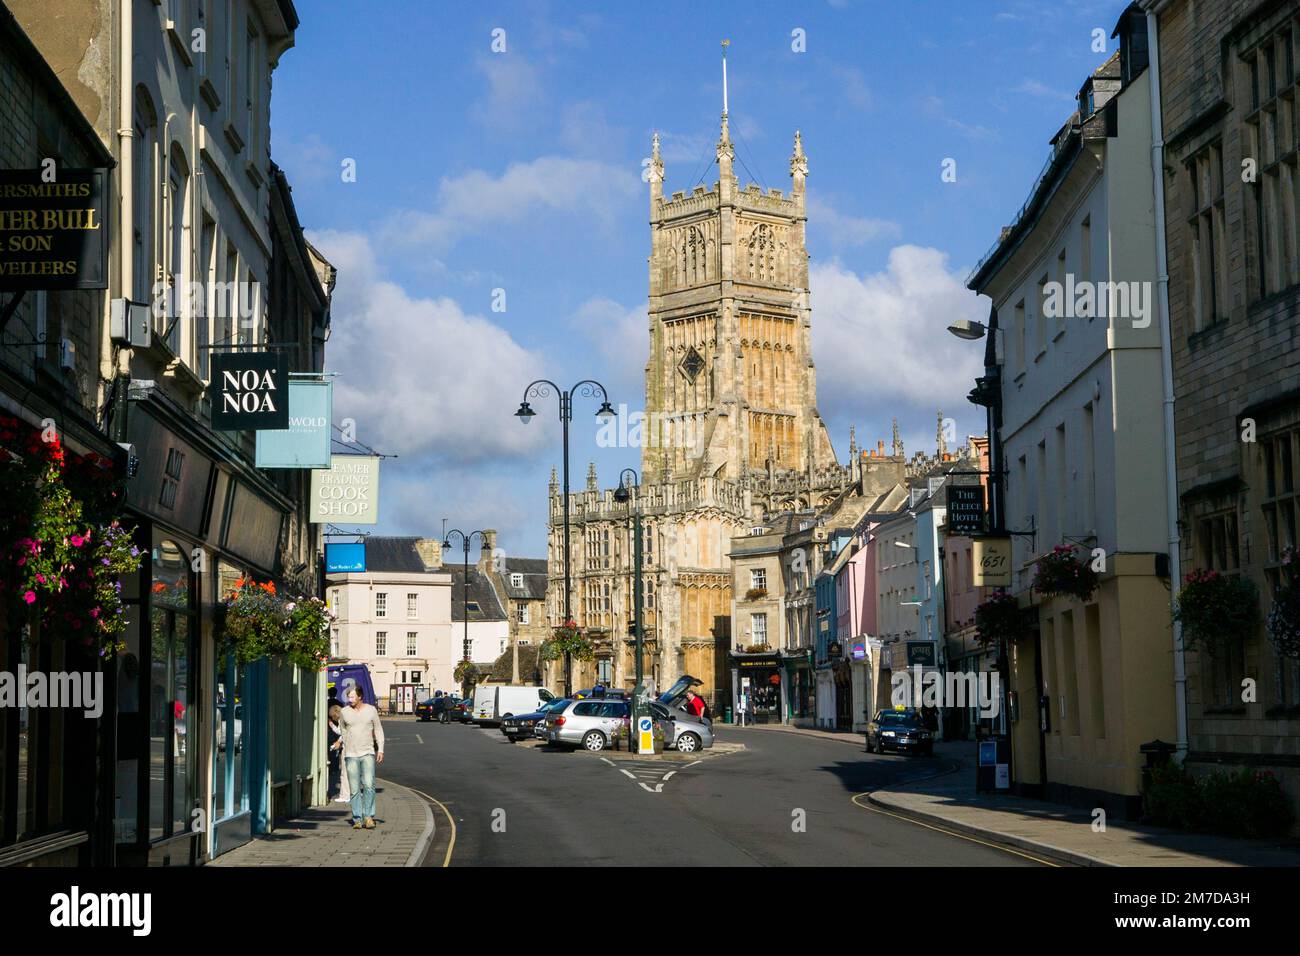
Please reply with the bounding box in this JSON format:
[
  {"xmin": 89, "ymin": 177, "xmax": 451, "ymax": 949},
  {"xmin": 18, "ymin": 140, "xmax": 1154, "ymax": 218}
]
[
  {"xmin": 444, "ymin": 528, "xmax": 488, "ymax": 693},
  {"xmin": 515, "ymin": 379, "xmax": 616, "ymax": 698},
  {"xmin": 614, "ymin": 468, "xmax": 643, "ymax": 751}
]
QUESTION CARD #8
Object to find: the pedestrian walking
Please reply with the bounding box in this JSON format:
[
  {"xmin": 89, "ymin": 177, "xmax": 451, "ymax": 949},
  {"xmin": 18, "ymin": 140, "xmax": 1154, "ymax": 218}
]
[
  {"xmin": 338, "ymin": 684, "xmax": 385, "ymax": 829},
  {"xmin": 327, "ymin": 704, "xmax": 343, "ymax": 800}
]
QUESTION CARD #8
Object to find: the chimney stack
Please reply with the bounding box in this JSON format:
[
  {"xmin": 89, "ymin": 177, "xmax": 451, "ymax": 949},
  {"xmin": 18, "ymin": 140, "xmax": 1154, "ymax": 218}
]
[
  {"xmin": 480, "ymin": 529, "xmax": 498, "ymax": 568},
  {"xmin": 414, "ymin": 538, "xmax": 443, "ymax": 569}
]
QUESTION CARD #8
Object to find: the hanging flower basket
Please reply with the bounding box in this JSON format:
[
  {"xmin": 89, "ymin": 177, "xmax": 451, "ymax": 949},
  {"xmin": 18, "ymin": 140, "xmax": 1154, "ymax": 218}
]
[
  {"xmin": 454, "ymin": 660, "xmax": 480, "ymax": 685},
  {"xmin": 0, "ymin": 415, "xmax": 141, "ymax": 656},
  {"xmin": 540, "ymin": 619, "xmax": 595, "ymax": 662},
  {"xmin": 1174, "ymin": 569, "xmax": 1258, "ymax": 657},
  {"xmin": 218, "ymin": 578, "xmax": 332, "ymax": 669},
  {"xmin": 1266, "ymin": 547, "xmax": 1300, "ymax": 660},
  {"xmin": 974, "ymin": 590, "xmax": 1026, "ymax": 646},
  {"xmin": 1032, "ymin": 545, "xmax": 1099, "ymax": 602}
]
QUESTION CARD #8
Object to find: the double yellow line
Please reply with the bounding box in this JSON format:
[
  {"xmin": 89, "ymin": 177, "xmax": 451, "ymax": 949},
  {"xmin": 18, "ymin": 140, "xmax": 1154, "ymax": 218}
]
[
  {"xmin": 406, "ymin": 785, "xmax": 458, "ymax": 867},
  {"xmin": 850, "ymin": 792, "xmax": 1060, "ymax": 866}
]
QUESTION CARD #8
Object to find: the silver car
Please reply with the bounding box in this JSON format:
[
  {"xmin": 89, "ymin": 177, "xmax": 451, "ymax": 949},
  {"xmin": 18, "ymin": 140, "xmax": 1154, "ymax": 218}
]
[
  {"xmin": 546, "ymin": 698, "xmax": 630, "ymax": 751},
  {"xmin": 647, "ymin": 700, "xmax": 713, "ymax": 753}
]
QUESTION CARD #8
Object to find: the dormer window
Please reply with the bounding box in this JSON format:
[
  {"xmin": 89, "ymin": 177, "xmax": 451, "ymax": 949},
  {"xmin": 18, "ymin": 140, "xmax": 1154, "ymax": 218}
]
[{"xmin": 510, "ymin": 573, "xmax": 523, "ymax": 588}]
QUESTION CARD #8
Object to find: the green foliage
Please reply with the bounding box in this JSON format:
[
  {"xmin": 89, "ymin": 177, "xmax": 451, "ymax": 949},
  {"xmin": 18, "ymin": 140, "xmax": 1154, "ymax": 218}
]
[
  {"xmin": 219, "ymin": 579, "xmax": 333, "ymax": 670},
  {"xmin": 541, "ymin": 620, "xmax": 595, "ymax": 662},
  {"xmin": 0, "ymin": 415, "xmax": 141, "ymax": 656},
  {"xmin": 1144, "ymin": 762, "xmax": 1295, "ymax": 838},
  {"xmin": 454, "ymin": 660, "xmax": 480, "ymax": 685},
  {"xmin": 1174, "ymin": 569, "xmax": 1259, "ymax": 657},
  {"xmin": 974, "ymin": 590, "xmax": 1024, "ymax": 646},
  {"xmin": 1032, "ymin": 545, "xmax": 1099, "ymax": 601}
]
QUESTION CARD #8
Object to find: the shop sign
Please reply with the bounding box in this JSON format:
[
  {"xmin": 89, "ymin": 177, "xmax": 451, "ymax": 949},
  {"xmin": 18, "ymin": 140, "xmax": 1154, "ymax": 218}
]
[
  {"xmin": 255, "ymin": 379, "xmax": 332, "ymax": 467},
  {"xmin": 947, "ymin": 485, "xmax": 986, "ymax": 536},
  {"xmin": 851, "ymin": 642, "xmax": 866, "ymax": 661},
  {"xmin": 906, "ymin": 641, "xmax": 936, "ymax": 667},
  {"xmin": 0, "ymin": 168, "xmax": 109, "ymax": 290},
  {"xmin": 209, "ymin": 352, "xmax": 289, "ymax": 431},
  {"xmin": 828, "ymin": 641, "xmax": 842, "ymax": 658},
  {"xmin": 324, "ymin": 541, "xmax": 366, "ymax": 573},
  {"xmin": 735, "ymin": 655, "xmax": 780, "ymax": 670},
  {"xmin": 972, "ymin": 536, "xmax": 1012, "ymax": 587},
  {"xmin": 310, "ymin": 455, "xmax": 381, "ymax": 524}
]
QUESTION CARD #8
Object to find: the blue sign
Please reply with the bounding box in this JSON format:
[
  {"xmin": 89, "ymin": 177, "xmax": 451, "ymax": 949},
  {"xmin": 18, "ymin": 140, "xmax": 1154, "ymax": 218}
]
[
  {"xmin": 851, "ymin": 642, "xmax": 866, "ymax": 660},
  {"xmin": 979, "ymin": 740, "xmax": 997, "ymax": 767},
  {"xmin": 325, "ymin": 541, "xmax": 366, "ymax": 573},
  {"xmin": 255, "ymin": 379, "xmax": 332, "ymax": 468},
  {"xmin": 638, "ymin": 716, "xmax": 653, "ymax": 732}
]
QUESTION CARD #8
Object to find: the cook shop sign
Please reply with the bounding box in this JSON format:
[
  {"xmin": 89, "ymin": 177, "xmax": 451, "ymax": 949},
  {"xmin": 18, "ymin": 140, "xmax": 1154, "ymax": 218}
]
[
  {"xmin": 310, "ymin": 455, "xmax": 380, "ymax": 524},
  {"xmin": 209, "ymin": 352, "xmax": 289, "ymax": 431}
]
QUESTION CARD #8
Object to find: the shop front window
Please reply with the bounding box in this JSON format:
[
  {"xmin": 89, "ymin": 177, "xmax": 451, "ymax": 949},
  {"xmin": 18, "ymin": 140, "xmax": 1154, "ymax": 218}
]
[
  {"xmin": 213, "ymin": 654, "xmax": 247, "ymax": 825},
  {"xmin": 148, "ymin": 538, "xmax": 195, "ymax": 843}
]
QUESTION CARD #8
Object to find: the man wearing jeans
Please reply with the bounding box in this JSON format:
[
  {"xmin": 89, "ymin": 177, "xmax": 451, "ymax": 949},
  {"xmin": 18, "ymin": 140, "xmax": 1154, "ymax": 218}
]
[{"xmin": 336, "ymin": 685, "xmax": 385, "ymax": 829}]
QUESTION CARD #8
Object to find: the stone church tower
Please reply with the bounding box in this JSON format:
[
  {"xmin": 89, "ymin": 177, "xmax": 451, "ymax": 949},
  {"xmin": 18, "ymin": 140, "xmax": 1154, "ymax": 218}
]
[
  {"xmin": 643, "ymin": 118, "xmax": 838, "ymax": 485},
  {"xmin": 546, "ymin": 101, "xmax": 882, "ymax": 705}
]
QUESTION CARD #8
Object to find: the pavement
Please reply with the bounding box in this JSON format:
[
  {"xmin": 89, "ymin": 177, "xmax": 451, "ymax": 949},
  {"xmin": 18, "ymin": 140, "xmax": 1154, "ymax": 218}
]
[
  {"xmin": 206, "ymin": 777, "xmax": 435, "ymax": 867},
  {"xmin": 736, "ymin": 722, "xmax": 1300, "ymax": 867}
]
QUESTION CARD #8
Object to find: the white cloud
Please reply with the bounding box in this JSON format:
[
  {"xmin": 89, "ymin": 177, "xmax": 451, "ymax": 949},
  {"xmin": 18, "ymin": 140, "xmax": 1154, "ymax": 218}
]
[
  {"xmin": 810, "ymin": 246, "xmax": 987, "ymax": 418},
  {"xmin": 807, "ymin": 196, "xmax": 901, "ymax": 247},
  {"xmin": 379, "ymin": 156, "xmax": 640, "ymax": 254},
  {"xmin": 1013, "ymin": 79, "xmax": 1074, "ymax": 101},
  {"xmin": 308, "ymin": 228, "xmax": 552, "ymax": 467},
  {"xmin": 473, "ymin": 53, "xmax": 544, "ymax": 131},
  {"xmin": 830, "ymin": 65, "xmax": 873, "ymax": 110},
  {"xmin": 568, "ymin": 297, "xmax": 647, "ymax": 406}
]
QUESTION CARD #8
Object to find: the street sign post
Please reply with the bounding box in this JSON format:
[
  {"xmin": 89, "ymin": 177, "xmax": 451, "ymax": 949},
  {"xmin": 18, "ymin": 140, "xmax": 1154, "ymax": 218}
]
[{"xmin": 637, "ymin": 714, "xmax": 654, "ymax": 755}]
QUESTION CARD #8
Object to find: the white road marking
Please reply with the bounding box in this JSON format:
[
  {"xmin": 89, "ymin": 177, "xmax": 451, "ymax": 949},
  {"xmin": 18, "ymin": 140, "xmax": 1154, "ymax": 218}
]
[
  {"xmin": 639, "ymin": 783, "xmax": 663, "ymax": 793},
  {"xmin": 620, "ymin": 769, "xmax": 637, "ymax": 780},
  {"xmin": 600, "ymin": 757, "xmax": 616, "ymax": 767},
  {"xmin": 415, "ymin": 734, "xmax": 424, "ymax": 745},
  {"xmin": 663, "ymin": 771, "xmax": 676, "ymax": 780},
  {"xmin": 683, "ymin": 760, "xmax": 702, "ymax": 770}
]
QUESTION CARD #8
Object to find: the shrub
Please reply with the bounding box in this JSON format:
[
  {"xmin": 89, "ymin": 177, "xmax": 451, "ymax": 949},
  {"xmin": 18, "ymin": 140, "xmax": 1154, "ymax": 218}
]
[{"xmin": 1144, "ymin": 762, "xmax": 1295, "ymax": 838}]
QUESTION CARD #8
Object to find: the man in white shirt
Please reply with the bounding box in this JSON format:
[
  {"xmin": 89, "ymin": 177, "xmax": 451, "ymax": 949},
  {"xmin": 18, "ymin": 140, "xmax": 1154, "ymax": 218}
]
[{"xmin": 334, "ymin": 685, "xmax": 385, "ymax": 829}]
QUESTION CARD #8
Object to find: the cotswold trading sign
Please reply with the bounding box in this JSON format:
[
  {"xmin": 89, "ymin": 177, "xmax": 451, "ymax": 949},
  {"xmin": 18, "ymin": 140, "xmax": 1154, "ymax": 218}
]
[
  {"xmin": 209, "ymin": 352, "xmax": 289, "ymax": 431},
  {"xmin": 310, "ymin": 455, "xmax": 380, "ymax": 524},
  {"xmin": 0, "ymin": 168, "xmax": 109, "ymax": 290},
  {"xmin": 255, "ymin": 379, "xmax": 332, "ymax": 468},
  {"xmin": 947, "ymin": 485, "xmax": 986, "ymax": 536}
]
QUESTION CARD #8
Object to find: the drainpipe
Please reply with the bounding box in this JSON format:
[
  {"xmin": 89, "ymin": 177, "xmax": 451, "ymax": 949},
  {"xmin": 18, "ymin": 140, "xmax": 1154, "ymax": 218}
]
[
  {"xmin": 1145, "ymin": 3, "xmax": 1188, "ymax": 762},
  {"xmin": 113, "ymin": 0, "xmax": 133, "ymax": 386}
]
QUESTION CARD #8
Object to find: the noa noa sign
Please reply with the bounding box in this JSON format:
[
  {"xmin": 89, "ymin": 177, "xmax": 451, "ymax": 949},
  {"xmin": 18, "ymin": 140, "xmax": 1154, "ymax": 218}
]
[
  {"xmin": 209, "ymin": 352, "xmax": 289, "ymax": 431},
  {"xmin": 309, "ymin": 455, "xmax": 381, "ymax": 524}
]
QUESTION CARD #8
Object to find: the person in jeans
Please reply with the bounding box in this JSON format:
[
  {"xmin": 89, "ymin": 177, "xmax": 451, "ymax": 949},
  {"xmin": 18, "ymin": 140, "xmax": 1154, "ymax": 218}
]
[{"xmin": 338, "ymin": 685, "xmax": 385, "ymax": 829}]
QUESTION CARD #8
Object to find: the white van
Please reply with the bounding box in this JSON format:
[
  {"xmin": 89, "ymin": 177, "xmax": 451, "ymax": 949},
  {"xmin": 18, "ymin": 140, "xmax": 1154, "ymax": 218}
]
[{"xmin": 473, "ymin": 685, "xmax": 556, "ymax": 725}]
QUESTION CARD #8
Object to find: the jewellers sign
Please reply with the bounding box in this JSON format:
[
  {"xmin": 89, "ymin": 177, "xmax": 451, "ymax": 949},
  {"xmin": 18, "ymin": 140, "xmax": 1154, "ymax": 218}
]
[
  {"xmin": 310, "ymin": 455, "xmax": 380, "ymax": 524},
  {"xmin": 0, "ymin": 168, "xmax": 109, "ymax": 290},
  {"xmin": 209, "ymin": 352, "xmax": 289, "ymax": 431}
]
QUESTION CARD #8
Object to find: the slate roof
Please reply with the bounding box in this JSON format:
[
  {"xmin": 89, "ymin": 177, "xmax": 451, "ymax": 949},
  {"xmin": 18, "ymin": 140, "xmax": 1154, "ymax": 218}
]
[
  {"xmin": 448, "ymin": 566, "xmax": 507, "ymax": 622},
  {"xmin": 486, "ymin": 644, "xmax": 543, "ymax": 683},
  {"xmin": 360, "ymin": 536, "xmax": 428, "ymax": 573},
  {"xmin": 501, "ymin": 557, "xmax": 548, "ymax": 601}
]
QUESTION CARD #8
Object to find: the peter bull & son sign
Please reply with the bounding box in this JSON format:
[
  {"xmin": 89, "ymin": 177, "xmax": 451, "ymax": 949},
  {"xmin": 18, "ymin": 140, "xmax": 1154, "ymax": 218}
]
[
  {"xmin": 209, "ymin": 352, "xmax": 290, "ymax": 431},
  {"xmin": 0, "ymin": 168, "xmax": 109, "ymax": 290}
]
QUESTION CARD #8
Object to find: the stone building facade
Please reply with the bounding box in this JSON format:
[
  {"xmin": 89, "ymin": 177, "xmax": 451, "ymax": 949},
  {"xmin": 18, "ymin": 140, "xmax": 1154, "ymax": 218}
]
[{"xmin": 1147, "ymin": 0, "xmax": 1300, "ymax": 816}]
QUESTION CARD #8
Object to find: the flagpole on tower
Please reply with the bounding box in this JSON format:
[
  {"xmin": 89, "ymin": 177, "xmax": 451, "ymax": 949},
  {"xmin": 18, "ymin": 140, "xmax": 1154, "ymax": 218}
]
[{"xmin": 721, "ymin": 38, "xmax": 730, "ymax": 117}]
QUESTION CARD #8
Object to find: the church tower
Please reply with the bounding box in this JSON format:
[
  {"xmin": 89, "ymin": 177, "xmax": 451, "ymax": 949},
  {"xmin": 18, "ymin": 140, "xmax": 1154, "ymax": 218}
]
[{"xmin": 643, "ymin": 111, "xmax": 837, "ymax": 485}]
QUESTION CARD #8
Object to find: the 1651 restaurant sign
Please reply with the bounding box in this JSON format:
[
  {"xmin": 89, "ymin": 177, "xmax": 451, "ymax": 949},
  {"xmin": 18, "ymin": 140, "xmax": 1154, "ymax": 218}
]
[
  {"xmin": 0, "ymin": 168, "xmax": 108, "ymax": 290},
  {"xmin": 209, "ymin": 352, "xmax": 289, "ymax": 431}
]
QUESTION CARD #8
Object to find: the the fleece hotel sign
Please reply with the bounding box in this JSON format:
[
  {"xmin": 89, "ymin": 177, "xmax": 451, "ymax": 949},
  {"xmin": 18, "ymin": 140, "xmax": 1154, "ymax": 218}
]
[{"xmin": 0, "ymin": 168, "xmax": 108, "ymax": 290}]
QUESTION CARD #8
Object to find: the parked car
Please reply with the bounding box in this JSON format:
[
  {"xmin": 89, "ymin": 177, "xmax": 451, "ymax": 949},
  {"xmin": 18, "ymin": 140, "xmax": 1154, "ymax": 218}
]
[
  {"xmin": 416, "ymin": 694, "xmax": 458, "ymax": 722},
  {"xmin": 545, "ymin": 698, "xmax": 630, "ymax": 751},
  {"xmin": 452, "ymin": 696, "xmax": 475, "ymax": 723},
  {"xmin": 501, "ymin": 698, "xmax": 570, "ymax": 742},
  {"xmin": 865, "ymin": 708, "xmax": 934, "ymax": 756},
  {"xmin": 217, "ymin": 703, "xmax": 242, "ymax": 753},
  {"xmin": 646, "ymin": 700, "xmax": 713, "ymax": 753}
]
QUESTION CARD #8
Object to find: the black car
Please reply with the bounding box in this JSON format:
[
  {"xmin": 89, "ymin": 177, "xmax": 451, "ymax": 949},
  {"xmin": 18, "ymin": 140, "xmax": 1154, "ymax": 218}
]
[
  {"xmin": 865, "ymin": 708, "xmax": 934, "ymax": 756},
  {"xmin": 416, "ymin": 695, "xmax": 459, "ymax": 722},
  {"xmin": 500, "ymin": 698, "xmax": 570, "ymax": 741}
]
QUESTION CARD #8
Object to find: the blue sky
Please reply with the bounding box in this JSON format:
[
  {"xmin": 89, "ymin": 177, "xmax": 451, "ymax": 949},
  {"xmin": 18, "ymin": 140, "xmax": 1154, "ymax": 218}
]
[{"xmin": 270, "ymin": 0, "xmax": 1128, "ymax": 558}]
